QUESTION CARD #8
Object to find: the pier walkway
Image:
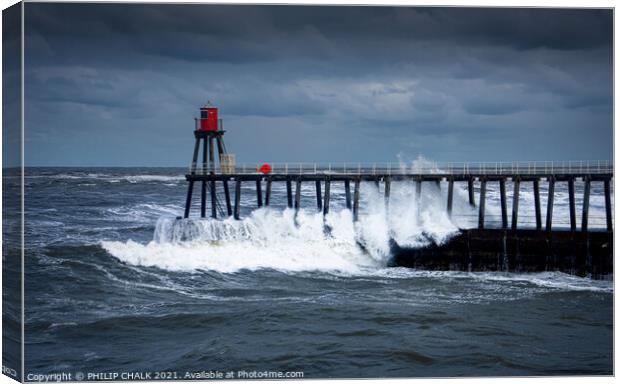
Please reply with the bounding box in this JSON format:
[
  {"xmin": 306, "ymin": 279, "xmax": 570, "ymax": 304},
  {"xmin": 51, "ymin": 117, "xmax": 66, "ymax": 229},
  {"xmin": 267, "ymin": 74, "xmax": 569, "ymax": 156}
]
[{"xmin": 184, "ymin": 160, "xmax": 613, "ymax": 233}]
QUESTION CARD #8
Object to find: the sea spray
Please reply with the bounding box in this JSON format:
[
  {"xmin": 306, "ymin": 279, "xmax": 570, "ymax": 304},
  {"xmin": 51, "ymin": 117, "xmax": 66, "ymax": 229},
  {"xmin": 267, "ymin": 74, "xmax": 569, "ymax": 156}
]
[
  {"xmin": 103, "ymin": 209, "xmax": 379, "ymax": 273},
  {"xmin": 102, "ymin": 180, "xmax": 470, "ymax": 273}
]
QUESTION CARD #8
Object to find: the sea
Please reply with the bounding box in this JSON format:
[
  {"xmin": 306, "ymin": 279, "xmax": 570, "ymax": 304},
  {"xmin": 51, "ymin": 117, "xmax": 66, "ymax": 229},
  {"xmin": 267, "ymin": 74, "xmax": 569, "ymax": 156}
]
[{"xmin": 2, "ymin": 166, "xmax": 613, "ymax": 379}]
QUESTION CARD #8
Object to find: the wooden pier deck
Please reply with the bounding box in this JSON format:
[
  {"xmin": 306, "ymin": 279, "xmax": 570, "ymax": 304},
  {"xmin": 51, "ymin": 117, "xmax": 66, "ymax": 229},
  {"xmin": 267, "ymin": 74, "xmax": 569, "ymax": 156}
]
[{"xmin": 183, "ymin": 161, "xmax": 613, "ymax": 233}]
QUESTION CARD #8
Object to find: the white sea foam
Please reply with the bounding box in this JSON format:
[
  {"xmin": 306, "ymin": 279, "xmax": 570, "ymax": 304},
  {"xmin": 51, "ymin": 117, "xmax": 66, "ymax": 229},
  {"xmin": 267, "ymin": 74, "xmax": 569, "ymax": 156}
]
[
  {"xmin": 106, "ymin": 203, "xmax": 182, "ymax": 223},
  {"xmin": 122, "ymin": 175, "xmax": 183, "ymax": 183},
  {"xmin": 102, "ymin": 178, "xmax": 468, "ymax": 274},
  {"xmin": 368, "ymin": 269, "xmax": 612, "ymax": 292},
  {"xmin": 103, "ymin": 209, "xmax": 382, "ymax": 274}
]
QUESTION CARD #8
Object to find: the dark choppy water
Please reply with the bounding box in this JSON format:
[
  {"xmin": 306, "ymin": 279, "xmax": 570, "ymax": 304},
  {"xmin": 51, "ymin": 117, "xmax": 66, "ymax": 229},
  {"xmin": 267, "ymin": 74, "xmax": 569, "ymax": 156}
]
[{"xmin": 3, "ymin": 167, "xmax": 613, "ymax": 378}]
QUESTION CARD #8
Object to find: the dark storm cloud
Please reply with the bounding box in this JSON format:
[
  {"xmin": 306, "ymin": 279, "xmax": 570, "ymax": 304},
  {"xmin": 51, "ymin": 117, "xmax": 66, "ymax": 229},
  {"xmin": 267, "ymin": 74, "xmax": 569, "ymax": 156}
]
[
  {"xmin": 21, "ymin": 3, "xmax": 613, "ymax": 166},
  {"xmin": 26, "ymin": 5, "xmax": 612, "ymax": 64}
]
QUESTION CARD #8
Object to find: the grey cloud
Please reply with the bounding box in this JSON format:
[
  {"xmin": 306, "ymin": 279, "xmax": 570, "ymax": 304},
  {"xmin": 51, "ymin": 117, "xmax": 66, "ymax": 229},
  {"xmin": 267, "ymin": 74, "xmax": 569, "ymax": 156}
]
[{"xmin": 19, "ymin": 4, "xmax": 613, "ymax": 166}]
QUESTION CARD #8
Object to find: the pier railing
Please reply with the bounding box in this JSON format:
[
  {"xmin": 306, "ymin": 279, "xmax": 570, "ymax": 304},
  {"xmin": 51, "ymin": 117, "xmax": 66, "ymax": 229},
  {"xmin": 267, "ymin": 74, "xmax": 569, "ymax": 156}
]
[
  {"xmin": 184, "ymin": 159, "xmax": 613, "ymax": 232},
  {"xmin": 189, "ymin": 160, "xmax": 613, "ymax": 176}
]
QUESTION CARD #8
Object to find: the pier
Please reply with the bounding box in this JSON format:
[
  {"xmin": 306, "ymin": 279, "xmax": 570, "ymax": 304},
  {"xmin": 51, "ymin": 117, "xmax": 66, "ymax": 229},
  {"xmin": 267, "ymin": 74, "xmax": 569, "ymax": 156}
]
[
  {"xmin": 184, "ymin": 161, "xmax": 613, "ymax": 232},
  {"xmin": 181, "ymin": 105, "xmax": 613, "ymax": 277}
]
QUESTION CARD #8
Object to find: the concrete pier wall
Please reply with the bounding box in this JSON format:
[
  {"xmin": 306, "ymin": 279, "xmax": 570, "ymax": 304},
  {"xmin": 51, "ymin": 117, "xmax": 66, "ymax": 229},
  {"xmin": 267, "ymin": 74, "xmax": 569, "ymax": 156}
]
[{"xmin": 390, "ymin": 229, "xmax": 613, "ymax": 279}]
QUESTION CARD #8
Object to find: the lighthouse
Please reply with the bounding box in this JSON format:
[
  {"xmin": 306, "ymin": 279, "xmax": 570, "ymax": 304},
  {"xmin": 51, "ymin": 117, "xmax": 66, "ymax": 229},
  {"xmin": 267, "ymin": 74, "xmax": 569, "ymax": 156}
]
[{"xmin": 184, "ymin": 103, "xmax": 234, "ymax": 219}]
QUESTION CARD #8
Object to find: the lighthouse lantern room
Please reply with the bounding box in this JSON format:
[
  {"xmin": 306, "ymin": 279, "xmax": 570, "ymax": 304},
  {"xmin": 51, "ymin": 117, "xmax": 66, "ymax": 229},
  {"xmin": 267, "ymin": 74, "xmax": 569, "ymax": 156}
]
[{"xmin": 198, "ymin": 105, "xmax": 219, "ymax": 132}]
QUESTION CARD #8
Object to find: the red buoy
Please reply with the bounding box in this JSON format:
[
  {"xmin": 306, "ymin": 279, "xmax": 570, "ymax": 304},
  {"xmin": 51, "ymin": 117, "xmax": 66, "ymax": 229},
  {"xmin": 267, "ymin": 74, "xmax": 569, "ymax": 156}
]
[{"xmin": 258, "ymin": 164, "xmax": 272, "ymax": 174}]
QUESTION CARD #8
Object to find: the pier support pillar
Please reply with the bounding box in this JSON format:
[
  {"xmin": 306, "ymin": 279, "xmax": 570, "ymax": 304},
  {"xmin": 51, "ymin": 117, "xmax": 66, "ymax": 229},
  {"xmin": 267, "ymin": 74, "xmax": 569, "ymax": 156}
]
[
  {"xmin": 234, "ymin": 179, "xmax": 241, "ymax": 220},
  {"xmin": 353, "ymin": 179, "xmax": 361, "ymax": 222},
  {"xmin": 184, "ymin": 180, "xmax": 195, "ymax": 219},
  {"xmin": 323, "ymin": 178, "xmax": 331, "ymax": 215},
  {"xmin": 533, "ymin": 179, "xmax": 541, "ymax": 230},
  {"xmin": 499, "ymin": 179, "xmax": 507, "ymax": 229},
  {"xmin": 256, "ymin": 179, "xmax": 263, "ymax": 208},
  {"xmin": 223, "ymin": 179, "xmax": 232, "ymax": 217},
  {"xmin": 511, "ymin": 177, "xmax": 520, "ymax": 230},
  {"xmin": 568, "ymin": 178, "xmax": 576, "ymax": 231},
  {"xmin": 582, "ymin": 176, "xmax": 591, "ymax": 232},
  {"xmin": 315, "ymin": 180, "xmax": 322, "ymax": 212},
  {"xmin": 468, "ymin": 178, "xmax": 476, "ymax": 206},
  {"xmin": 295, "ymin": 179, "xmax": 302, "ymax": 211},
  {"xmin": 345, "ymin": 180, "xmax": 352, "ymax": 210},
  {"xmin": 546, "ymin": 177, "xmax": 555, "ymax": 232},
  {"xmin": 384, "ymin": 177, "xmax": 391, "ymax": 201},
  {"xmin": 478, "ymin": 178, "xmax": 486, "ymax": 229},
  {"xmin": 200, "ymin": 180, "xmax": 207, "ymax": 218},
  {"xmin": 415, "ymin": 178, "xmax": 422, "ymax": 224},
  {"xmin": 415, "ymin": 178, "xmax": 422, "ymax": 201},
  {"xmin": 286, "ymin": 180, "xmax": 293, "ymax": 208},
  {"xmin": 447, "ymin": 178, "xmax": 454, "ymax": 217},
  {"xmin": 210, "ymin": 181, "xmax": 217, "ymax": 218},
  {"xmin": 604, "ymin": 178, "xmax": 613, "ymax": 231},
  {"xmin": 265, "ymin": 178, "xmax": 272, "ymax": 206}
]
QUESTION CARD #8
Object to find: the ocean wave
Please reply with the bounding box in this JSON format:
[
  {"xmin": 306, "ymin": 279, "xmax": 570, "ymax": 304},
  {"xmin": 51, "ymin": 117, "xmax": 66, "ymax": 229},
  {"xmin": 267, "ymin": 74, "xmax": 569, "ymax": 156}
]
[
  {"xmin": 366, "ymin": 269, "xmax": 613, "ymax": 292},
  {"xmin": 102, "ymin": 181, "xmax": 470, "ymax": 274},
  {"xmin": 102, "ymin": 209, "xmax": 382, "ymax": 274},
  {"xmin": 106, "ymin": 203, "xmax": 183, "ymax": 223},
  {"xmin": 123, "ymin": 175, "xmax": 183, "ymax": 183},
  {"xmin": 26, "ymin": 173, "xmax": 183, "ymax": 183}
]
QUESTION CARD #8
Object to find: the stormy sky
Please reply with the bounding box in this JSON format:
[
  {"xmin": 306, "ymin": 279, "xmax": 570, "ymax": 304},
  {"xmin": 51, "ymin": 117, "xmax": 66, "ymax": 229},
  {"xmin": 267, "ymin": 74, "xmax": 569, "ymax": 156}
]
[{"xmin": 17, "ymin": 4, "xmax": 613, "ymax": 167}]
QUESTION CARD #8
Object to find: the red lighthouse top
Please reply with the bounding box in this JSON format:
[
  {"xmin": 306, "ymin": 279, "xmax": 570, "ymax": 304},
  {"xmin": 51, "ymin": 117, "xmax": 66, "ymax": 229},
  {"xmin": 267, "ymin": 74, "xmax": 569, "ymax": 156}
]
[{"xmin": 199, "ymin": 103, "xmax": 219, "ymax": 132}]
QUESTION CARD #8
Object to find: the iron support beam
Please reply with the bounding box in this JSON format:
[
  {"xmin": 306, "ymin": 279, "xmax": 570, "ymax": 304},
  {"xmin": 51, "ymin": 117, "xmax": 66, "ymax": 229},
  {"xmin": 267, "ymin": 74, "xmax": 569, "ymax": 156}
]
[
  {"xmin": 582, "ymin": 177, "xmax": 591, "ymax": 232},
  {"xmin": 478, "ymin": 179, "xmax": 486, "ymax": 229},
  {"xmin": 323, "ymin": 178, "xmax": 331, "ymax": 215},
  {"xmin": 499, "ymin": 179, "xmax": 507, "ymax": 229},
  {"xmin": 546, "ymin": 177, "xmax": 555, "ymax": 232},
  {"xmin": 234, "ymin": 179, "xmax": 241, "ymax": 220},
  {"xmin": 256, "ymin": 179, "xmax": 263, "ymax": 207},
  {"xmin": 568, "ymin": 178, "xmax": 576, "ymax": 231},
  {"xmin": 353, "ymin": 179, "xmax": 361, "ymax": 221},
  {"xmin": 512, "ymin": 177, "xmax": 520, "ymax": 231},
  {"xmin": 447, "ymin": 178, "xmax": 454, "ymax": 217},
  {"xmin": 184, "ymin": 180, "xmax": 194, "ymax": 218},
  {"xmin": 315, "ymin": 180, "xmax": 322, "ymax": 211},
  {"xmin": 286, "ymin": 180, "xmax": 293, "ymax": 208},
  {"xmin": 604, "ymin": 178, "xmax": 613, "ymax": 231},
  {"xmin": 345, "ymin": 179, "xmax": 352, "ymax": 210},
  {"xmin": 533, "ymin": 179, "xmax": 541, "ymax": 230}
]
